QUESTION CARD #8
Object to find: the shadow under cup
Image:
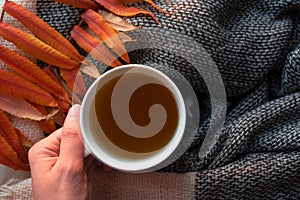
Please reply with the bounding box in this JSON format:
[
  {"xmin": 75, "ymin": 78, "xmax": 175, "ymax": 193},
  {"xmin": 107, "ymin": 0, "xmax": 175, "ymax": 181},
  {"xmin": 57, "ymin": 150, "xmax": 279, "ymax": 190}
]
[{"xmin": 80, "ymin": 64, "xmax": 186, "ymax": 172}]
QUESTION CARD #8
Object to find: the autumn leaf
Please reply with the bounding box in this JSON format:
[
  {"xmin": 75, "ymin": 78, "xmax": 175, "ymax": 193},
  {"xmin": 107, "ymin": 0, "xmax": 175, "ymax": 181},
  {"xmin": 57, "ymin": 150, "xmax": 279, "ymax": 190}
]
[
  {"xmin": 0, "ymin": 46, "xmax": 71, "ymax": 102},
  {"xmin": 82, "ymin": 9, "xmax": 130, "ymax": 63},
  {"xmin": 119, "ymin": 32, "xmax": 134, "ymax": 43},
  {"xmin": 98, "ymin": 10, "xmax": 139, "ymax": 32},
  {"xmin": 80, "ymin": 60, "xmax": 101, "ymax": 78},
  {"xmin": 94, "ymin": 0, "xmax": 160, "ymax": 24},
  {"xmin": 71, "ymin": 25, "xmax": 122, "ymax": 67},
  {"xmin": 53, "ymin": 0, "xmax": 100, "ymax": 10},
  {"xmin": 43, "ymin": 67, "xmax": 71, "ymax": 111},
  {"xmin": 121, "ymin": 0, "xmax": 167, "ymax": 14},
  {"xmin": 0, "ymin": 93, "xmax": 46, "ymax": 121},
  {"xmin": 0, "ymin": 135, "xmax": 28, "ymax": 170},
  {"xmin": 57, "ymin": 100, "xmax": 71, "ymax": 112},
  {"xmin": 0, "ymin": 70, "xmax": 58, "ymax": 107},
  {"xmin": 14, "ymin": 128, "xmax": 34, "ymax": 150},
  {"xmin": 52, "ymin": 111, "xmax": 66, "ymax": 126},
  {"xmin": 0, "ymin": 109, "xmax": 28, "ymax": 165},
  {"xmin": 3, "ymin": 1, "xmax": 83, "ymax": 62},
  {"xmin": 60, "ymin": 67, "xmax": 87, "ymax": 96},
  {"xmin": 32, "ymin": 104, "xmax": 57, "ymax": 134},
  {"xmin": 0, "ymin": 22, "xmax": 79, "ymax": 69}
]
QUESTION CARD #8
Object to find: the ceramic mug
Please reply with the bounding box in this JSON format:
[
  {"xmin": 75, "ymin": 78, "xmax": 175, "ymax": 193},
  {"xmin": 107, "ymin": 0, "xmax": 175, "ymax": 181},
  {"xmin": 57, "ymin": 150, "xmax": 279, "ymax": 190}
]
[{"xmin": 80, "ymin": 64, "xmax": 186, "ymax": 172}]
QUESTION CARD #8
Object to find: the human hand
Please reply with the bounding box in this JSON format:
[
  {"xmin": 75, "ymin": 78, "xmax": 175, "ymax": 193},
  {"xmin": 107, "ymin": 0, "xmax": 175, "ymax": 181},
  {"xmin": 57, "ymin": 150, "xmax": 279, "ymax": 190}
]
[{"xmin": 29, "ymin": 104, "xmax": 88, "ymax": 200}]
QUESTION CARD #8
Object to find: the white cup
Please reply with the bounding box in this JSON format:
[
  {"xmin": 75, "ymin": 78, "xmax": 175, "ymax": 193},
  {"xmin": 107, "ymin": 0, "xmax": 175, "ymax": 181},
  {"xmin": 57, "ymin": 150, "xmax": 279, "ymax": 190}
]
[{"xmin": 80, "ymin": 64, "xmax": 186, "ymax": 172}]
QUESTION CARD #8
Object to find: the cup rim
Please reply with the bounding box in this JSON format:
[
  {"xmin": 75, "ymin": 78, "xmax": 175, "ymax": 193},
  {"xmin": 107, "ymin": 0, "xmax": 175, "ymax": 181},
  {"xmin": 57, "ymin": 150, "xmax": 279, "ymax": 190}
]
[{"xmin": 80, "ymin": 64, "xmax": 186, "ymax": 172}]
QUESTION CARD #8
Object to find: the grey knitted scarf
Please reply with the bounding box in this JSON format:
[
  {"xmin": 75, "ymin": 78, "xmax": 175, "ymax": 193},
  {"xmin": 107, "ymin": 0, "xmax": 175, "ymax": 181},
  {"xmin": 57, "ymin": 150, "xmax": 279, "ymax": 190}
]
[{"xmin": 37, "ymin": 0, "xmax": 300, "ymax": 199}]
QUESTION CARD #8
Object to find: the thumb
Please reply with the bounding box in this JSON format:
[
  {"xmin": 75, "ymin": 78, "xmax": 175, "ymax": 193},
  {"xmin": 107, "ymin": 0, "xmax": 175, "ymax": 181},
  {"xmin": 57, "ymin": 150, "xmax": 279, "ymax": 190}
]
[{"xmin": 59, "ymin": 104, "xmax": 84, "ymax": 162}]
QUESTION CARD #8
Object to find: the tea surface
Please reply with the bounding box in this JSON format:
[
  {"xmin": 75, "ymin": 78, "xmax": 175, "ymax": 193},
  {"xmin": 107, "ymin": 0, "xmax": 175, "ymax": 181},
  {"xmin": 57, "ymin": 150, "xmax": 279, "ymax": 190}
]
[{"xmin": 95, "ymin": 72, "xmax": 179, "ymax": 153}]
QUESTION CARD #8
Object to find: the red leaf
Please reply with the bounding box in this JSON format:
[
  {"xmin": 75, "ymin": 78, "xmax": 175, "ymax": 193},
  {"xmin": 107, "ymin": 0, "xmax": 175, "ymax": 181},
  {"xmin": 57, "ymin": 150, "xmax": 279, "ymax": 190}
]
[
  {"xmin": 0, "ymin": 109, "xmax": 28, "ymax": 166},
  {"xmin": 32, "ymin": 104, "xmax": 57, "ymax": 134},
  {"xmin": 94, "ymin": 0, "xmax": 160, "ymax": 24},
  {"xmin": 0, "ymin": 46, "xmax": 70, "ymax": 102},
  {"xmin": 53, "ymin": 0, "xmax": 100, "ymax": 10},
  {"xmin": 0, "ymin": 93, "xmax": 46, "ymax": 121},
  {"xmin": 3, "ymin": 1, "xmax": 83, "ymax": 62},
  {"xmin": 82, "ymin": 9, "xmax": 130, "ymax": 63},
  {"xmin": 71, "ymin": 25, "xmax": 122, "ymax": 67},
  {"xmin": 60, "ymin": 67, "xmax": 87, "ymax": 96},
  {"xmin": 0, "ymin": 135, "xmax": 28, "ymax": 170},
  {"xmin": 98, "ymin": 10, "xmax": 139, "ymax": 32},
  {"xmin": 80, "ymin": 60, "xmax": 101, "ymax": 79},
  {"xmin": 0, "ymin": 70, "xmax": 58, "ymax": 107},
  {"xmin": 0, "ymin": 22, "xmax": 79, "ymax": 69},
  {"xmin": 121, "ymin": 0, "xmax": 167, "ymax": 14}
]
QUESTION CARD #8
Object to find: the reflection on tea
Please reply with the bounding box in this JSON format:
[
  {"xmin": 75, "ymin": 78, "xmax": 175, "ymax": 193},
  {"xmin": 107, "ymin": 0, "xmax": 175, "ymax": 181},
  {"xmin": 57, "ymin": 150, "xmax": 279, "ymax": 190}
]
[{"xmin": 95, "ymin": 72, "xmax": 179, "ymax": 153}]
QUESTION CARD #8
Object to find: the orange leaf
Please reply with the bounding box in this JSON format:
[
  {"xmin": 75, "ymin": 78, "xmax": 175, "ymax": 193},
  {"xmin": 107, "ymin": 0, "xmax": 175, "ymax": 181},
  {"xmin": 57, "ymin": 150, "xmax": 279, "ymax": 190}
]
[
  {"xmin": 71, "ymin": 25, "xmax": 122, "ymax": 67},
  {"xmin": 14, "ymin": 128, "xmax": 34, "ymax": 149},
  {"xmin": 0, "ymin": 46, "xmax": 71, "ymax": 102},
  {"xmin": 3, "ymin": 1, "xmax": 83, "ymax": 62},
  {"xmin": 94, "ymin": 0, "xmax": 160, "ymax": 24},
  {"xmin": 0, "ymin": 70, "xmax": 58, "ymax": 107},
  {"xmin": 0, "ymin": 22, "xmax": 79, "ymax": 69},
  {"xmin": 121, "ymin": 0, "xmax": 167, "ymax": 14},
  {"xmin": 0, "ymin": 109, "xmax": 28, "ymax": 166},
  {"xmin": 0, "ymin": 93, "xmax": 46, "ymax": 121},
  {"xmin": 53, "ymin": 0, "xmax": 99, "ymax": 10},
  {"xmin": 56, "ymin": 99, "xmax": 71, "ymax": 113},
  {"xmin": 82, "ymin": 9, "xmax": 130, "ymax": 63},
  {"xmin": 80, "ymin": 60, "xmax": 101, "ymax": 78},
  {"xmin": 32, "ymin": 104, "xmax": 57, "ymax": 134},
  {"xmin": 119, "ymin": 32, "xmax": 134, "ymax": 43},
  {"xmin": 43, "ymin": 67, "xmax": 71, "ymax": 111},
  {"xmin": 53, "ymin": 111, "xmax": 66, "ymax": 126},
  {"xmin": 60, "ymin": 67, "xmax": 87, "ymax": 96},
  {"xmin": 98, "ymin": 10, "xmax": 139, "ymax": 32},
  {"xmin": 0, "ymin": 135, "xmax": 28, "ymax": 170},
  {"xmin": 38, "ymin": 119, "xmax": 57, "ymax": 134}
]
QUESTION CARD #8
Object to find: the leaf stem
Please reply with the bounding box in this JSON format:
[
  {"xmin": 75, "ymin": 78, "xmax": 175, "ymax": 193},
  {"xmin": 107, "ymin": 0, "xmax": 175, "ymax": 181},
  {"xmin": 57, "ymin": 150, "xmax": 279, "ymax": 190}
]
[{"xmin": 0, "ymin": 0, "xmax": 8, "ymax": 22}]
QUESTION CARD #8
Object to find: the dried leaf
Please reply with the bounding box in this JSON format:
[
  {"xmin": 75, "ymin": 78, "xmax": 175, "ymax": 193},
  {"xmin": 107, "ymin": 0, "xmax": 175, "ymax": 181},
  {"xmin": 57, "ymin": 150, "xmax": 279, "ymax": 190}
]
[
  {"xmin": 14, "ymin": 128, "xmax": 34, "ymax": 148},
  {"xmin": 82, "ymin": 9, "xmax": 130, "ymax": 63},
  {"xmin": 53, "ymin": 111, "xmax": 66, "ymax": 126},
  {"xmin": 0, "ymin": 22, "xmax": 79, "ymax": 69},
  {"xmin": 0, "ymin": 109, "xmax": 28, "ymax": 165},
  {"xmin": 80, "ymin": 60, "xmax": 101, "ymax": 78},
  {"xmin": 0, "ymin": 135, "xmax": 28, "ymax": 170},
  {"xmin": 60, "ymin": 67, "xmax": 87, "ymax": 96},
  {"xmin": 43, "ymin": 66, "xmax": 60, "ymax": 83},
  {"xmin": 32, "ymin": 104, "xmax": 57, "ymax": 134},
  {"xmin": 53, "ymin": 0, "xmax": 99, "ymax": 10},
  {"xmin": 71, "ymin": 25, "xmax": 122, "ymax": 67},
  {"xmin": 3, "ymin": 1, "xmax": 83, "ymax": 62},
  {"xmin": 0, "ymin": 93, "xmax": 46, "ymax": 121},
  {"xmin": 94, "ymin": 0, "xmax": 160, "ymax": 24},
  {"xmin": 43, "ymin": 67, "xmax": 72, "ymax": 111},
  {"xmin": 56, "ymin": 99, "xmax": 71, "ymax": 112},
  {"xmin": 0, "ymin": 70, "xmax": 58, "ymax": 107},
  {"xmin": 121, "ymin": 0, "xmax": 167, "ymax": 14},
  {"xmin": 38, "ymin": 119, "xmax": 57, "ymax": 134},
  {"xmin": 119, "ymin": 32, "xmax": 134, "ymax": 43},
  {"xmin": 98, "ymin": 10, "xmax": 139, "ymax": 32},
  {"xmin": 0, "ymin": 46, "xmax": 71, "ymax": 102}
]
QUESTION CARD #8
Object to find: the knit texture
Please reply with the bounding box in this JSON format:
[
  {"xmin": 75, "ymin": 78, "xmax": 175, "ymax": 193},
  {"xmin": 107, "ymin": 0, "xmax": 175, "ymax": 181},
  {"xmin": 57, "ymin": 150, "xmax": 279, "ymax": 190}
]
[{"xmin": 30, "ymin": 0, "xmax": 300, "ymax": 199}]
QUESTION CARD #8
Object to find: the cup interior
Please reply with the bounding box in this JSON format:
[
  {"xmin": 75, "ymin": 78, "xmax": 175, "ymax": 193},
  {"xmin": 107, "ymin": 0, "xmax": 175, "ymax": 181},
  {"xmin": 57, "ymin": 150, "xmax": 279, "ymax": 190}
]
[{"xmin": 80, "ymin": 64, "xmax": 186, "ymax": 172}]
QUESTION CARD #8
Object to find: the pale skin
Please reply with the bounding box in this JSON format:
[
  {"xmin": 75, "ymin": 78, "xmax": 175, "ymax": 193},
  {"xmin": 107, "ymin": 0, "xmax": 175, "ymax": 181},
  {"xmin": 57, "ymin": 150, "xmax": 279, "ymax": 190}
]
[
  {"xmin": 29, "ymin": 105, "xmax": 88, "ymax": 200},
  {"xmin": 28, "ymin": 105, "xmax": 193, "ymax": 199}
]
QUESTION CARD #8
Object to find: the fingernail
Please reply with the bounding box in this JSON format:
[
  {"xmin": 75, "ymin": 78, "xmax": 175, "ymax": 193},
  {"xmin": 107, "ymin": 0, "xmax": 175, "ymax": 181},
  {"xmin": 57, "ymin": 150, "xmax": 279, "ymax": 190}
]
[
  {"xmin": 65, "ymin": 104, "xmax": 81, "ymax": 132},
  {"xmin": 68, "ymin": 104, "xmax": 80, "ymax": 119}
]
